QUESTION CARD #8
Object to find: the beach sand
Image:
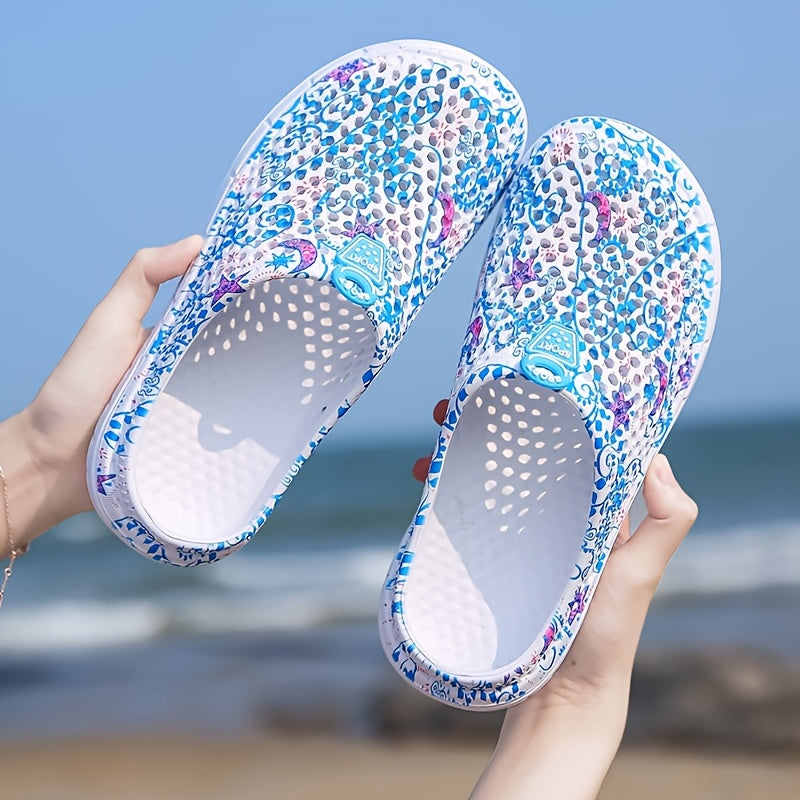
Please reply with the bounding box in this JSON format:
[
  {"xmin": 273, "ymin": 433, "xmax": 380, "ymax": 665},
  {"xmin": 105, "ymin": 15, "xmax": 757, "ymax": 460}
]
[
  {"xmin": 0, "ymin": 735, "xmax": 797, "ymax": 799},
  {"xmin": 1, "ymin": 630, "xmax": 798, "ymax": 798}
]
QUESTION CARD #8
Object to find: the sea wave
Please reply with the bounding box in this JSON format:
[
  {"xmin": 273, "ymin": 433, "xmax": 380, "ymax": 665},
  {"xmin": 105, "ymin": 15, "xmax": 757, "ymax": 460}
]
[
  {"xmin": 0, "ymin": 544, "xmax": 396, "ymax": 654},
  {"xmin": 657, "ymin": 518, "xmax": 800, "ymax": 596},
  {"xmin": 1, "ymin": 520, "xmax": 797, "ymax": 654}
]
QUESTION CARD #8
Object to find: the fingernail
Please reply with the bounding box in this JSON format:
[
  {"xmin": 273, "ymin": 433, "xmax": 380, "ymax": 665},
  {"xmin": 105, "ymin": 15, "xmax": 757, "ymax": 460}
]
[{"xmin": 652, "ymin": 454, "xmax": 677, "ymax": 486}]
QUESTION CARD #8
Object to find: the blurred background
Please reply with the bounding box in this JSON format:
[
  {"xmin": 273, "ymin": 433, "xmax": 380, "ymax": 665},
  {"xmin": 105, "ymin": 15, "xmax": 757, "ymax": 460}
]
[{"xmin": 1, "ymin": 1, "xmax": 798, "ymax": 797}]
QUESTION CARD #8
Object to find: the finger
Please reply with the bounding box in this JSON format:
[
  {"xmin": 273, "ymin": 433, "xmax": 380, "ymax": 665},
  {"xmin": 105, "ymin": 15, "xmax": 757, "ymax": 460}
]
[
  {"xmin": 612, "ymin": 515, "xmax": 632, "ymax": 549},
  {"xmin": 41, "ymin": 236, "xmax": 203, "ymax": 402},
  {"xmin": 620, "ymin": 454, "xmax": 697, "ymax": 582},
  {"xmin": 412, "ymin": 455, "xmax": 432, "ymax": 483},
  {"xmin": 94, "ymin": 235, "xmax": 204, "ymax": 329},
  {"xmin": 433, "ymin": 398, "xmax": 448, "ymax": 426}
]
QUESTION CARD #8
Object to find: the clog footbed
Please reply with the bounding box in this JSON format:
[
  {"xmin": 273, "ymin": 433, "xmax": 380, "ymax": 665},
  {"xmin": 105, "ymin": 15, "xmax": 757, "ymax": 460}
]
[
  {"xmin": 381, "ymin": 116, "xmax": 720, "ymax": 708},
  {"xmin": 87, "ymin": 40, "xmax": 526, "ymax": 565}
]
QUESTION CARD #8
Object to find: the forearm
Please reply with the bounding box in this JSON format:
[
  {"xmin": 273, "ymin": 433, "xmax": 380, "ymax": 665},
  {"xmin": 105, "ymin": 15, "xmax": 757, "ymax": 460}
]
[
  {"xmin": 0, "ymin": 410, "xmax": 78, "ymax": 556},
  {"xmin": 470, "ymin": 689, "xmax": 628, "ymax": 800}
]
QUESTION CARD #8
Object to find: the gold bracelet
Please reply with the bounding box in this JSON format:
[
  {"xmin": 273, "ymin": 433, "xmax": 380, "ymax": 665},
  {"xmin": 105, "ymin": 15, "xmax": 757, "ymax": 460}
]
[{"xmin": 0, "ymin": 464, "xmax": 27, "ymax": 610}]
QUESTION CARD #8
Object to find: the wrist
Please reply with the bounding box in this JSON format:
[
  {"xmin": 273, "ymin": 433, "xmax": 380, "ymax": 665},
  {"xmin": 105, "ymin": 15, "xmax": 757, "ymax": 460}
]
[
  {"xmin": 471, "ymin": 687, "xmax": 628, "ymax": 800},
  {"xmin": 502, "ymin": 683, "xmax": 628, "ymax": 752},
  {"xmin": 525, "ymin": 667, "xmax": 632, "ymax": 724},
  {"xmin": 0, "ymin": 409, "xmax": 83, "ymax": 554}
]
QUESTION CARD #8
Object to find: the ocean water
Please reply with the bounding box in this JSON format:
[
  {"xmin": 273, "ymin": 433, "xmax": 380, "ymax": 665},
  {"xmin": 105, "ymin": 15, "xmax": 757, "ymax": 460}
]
[
  {"xmin": 1, "ymin": 416, "xmax": 799, "ymax": 654},
  {"xmin": 0, "ymin": 416, "xmax": 797, "ymax": 738}
]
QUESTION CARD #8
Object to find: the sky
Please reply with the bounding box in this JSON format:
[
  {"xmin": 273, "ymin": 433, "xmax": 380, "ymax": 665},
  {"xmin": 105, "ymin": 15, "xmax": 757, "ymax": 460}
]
[{"xmin": 1, "ymin": 0, "xmax": 798, "ymax": 443}]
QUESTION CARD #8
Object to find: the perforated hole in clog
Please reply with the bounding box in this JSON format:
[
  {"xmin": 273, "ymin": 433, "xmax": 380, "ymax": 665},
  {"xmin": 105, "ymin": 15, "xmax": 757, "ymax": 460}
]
[
  {"xmin": 402, "ymin": 377, "xmax": 594, "ymax": 674},
  {"xmin": 132, "ymin": 278, "xmax": 376, "ymax": 544}
]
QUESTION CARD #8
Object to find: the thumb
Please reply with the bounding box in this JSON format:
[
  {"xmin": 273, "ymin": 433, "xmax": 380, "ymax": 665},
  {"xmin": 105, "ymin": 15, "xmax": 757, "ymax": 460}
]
[
  {"xmin": 618, "ymin": 454, "xmax": 698, "ymax": 589},
  {"xmin": 91, "ymin": 235, "xmax": 204, "ymax": 332},
  {"xmin": 39, "ymin": 235, "xmax": 204, "ymax": 405}
]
